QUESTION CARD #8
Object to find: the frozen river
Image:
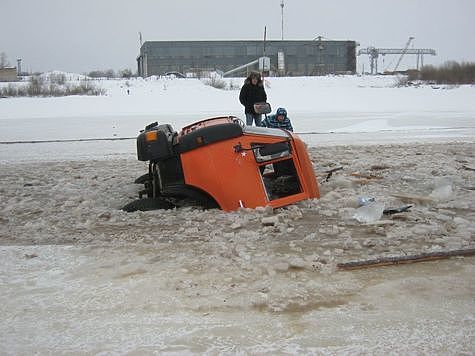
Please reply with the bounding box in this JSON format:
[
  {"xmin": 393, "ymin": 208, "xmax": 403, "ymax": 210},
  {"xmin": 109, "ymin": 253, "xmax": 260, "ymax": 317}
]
[
  {"xmin": 1, "ymin": 244, "xmax": 474, "ymax": 354},
  {"xmin": 1, "ymin": 140, "xmax": 474, "ymax": 354},
  {"xmin": 1, "ymin": 110, "xmax": 474, "ymax": 162},
  {"xmin": 1, "ymin": 76, "xmax": 474, "ymax": 353}
]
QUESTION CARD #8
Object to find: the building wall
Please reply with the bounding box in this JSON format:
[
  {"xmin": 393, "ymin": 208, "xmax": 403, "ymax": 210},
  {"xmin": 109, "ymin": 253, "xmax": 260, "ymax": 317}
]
[
  {"xmin": 137, "ymin": 40, "xmax": 356, "ymax": 77},
  {"xmin": 0, "ymin": 67, "xmax": 18, "ymax": 82}
]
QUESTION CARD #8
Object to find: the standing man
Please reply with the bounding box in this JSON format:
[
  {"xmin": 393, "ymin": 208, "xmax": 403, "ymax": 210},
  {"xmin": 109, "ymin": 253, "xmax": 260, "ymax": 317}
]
[
  {"xmin": 261, "ymin": 107, "xmax": 293, "ymax": 131},
  {"xmin": 239, "ymin": 72, "xmax": 267, "ymax": 126}
]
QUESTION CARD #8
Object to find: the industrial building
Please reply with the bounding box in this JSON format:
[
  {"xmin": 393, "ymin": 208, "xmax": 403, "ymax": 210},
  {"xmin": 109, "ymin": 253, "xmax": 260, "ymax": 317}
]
[
  {"xmin": 0, "ymin": 67, "xmax": 18, "ymax": 82},
  {"xmin": 137, "ymin": 40, "xmax": 356, "ymax": 77}
]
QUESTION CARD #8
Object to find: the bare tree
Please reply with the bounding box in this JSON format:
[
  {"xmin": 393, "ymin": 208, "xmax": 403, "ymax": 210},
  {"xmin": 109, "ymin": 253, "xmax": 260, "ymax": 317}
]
[
  {"xmin": 408, "ymin": 61, "xmax": 475, "ymax": 84},
  {"xmin": 119, "ymin": 68, "xmax": 133, "ymax": 78},
  {"xmin": 88, "ymin": 69, "xmax": 116, "ymax": 78}
]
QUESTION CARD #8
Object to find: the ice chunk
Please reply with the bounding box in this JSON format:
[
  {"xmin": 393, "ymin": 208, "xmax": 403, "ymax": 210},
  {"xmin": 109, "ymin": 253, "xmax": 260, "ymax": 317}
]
[
  {"xmin": 261, "ymin": 216, "xmax": 279, "ymax": 226},
  {"xmin": 429, "ymin": 177, "xmax": 453, "ymax": 201},
  {"xmin": 431, "ymin": 187, "xmax": 452, "ymax": 201},
  {"xmin": 353, "ymin": 202, "xmax": 385, "ymax": 223}
]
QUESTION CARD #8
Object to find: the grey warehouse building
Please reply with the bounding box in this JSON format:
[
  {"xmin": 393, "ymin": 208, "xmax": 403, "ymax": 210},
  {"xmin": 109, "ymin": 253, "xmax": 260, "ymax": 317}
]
[{"xmin": 137, "ymin": 40, "xmax": 356, "ymax": 77}]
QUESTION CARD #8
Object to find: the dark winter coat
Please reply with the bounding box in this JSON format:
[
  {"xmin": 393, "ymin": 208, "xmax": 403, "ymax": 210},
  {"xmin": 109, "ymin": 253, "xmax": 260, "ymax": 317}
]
[
  {"xmin": 260, "ymin": 107, "xmax": 293, "ymax": 131},
  {"xmin": 239, "ymin": 77, "xmax": 267, "ymax": 114}
]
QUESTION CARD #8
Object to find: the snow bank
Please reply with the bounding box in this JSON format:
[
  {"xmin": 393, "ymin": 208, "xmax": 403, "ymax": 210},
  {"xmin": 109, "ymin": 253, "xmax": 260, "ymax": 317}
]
[
  {"xmin": 0, "ymin": 74, "xmax": 474, "ymax": 150},
  {"xmin": 1, "ymin": 74, "xmax": 474, "ymax": 122}
]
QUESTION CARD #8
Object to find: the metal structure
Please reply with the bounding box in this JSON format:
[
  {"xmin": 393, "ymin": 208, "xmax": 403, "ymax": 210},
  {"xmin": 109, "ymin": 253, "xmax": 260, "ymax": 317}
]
[
  {"xmin": 280, "ymin": 0, "xmax": 284, "ymax": 41},
  {"xmin": 358, "ymin": 41, "xmax": 436, "ymax": 74},
  {"xmin": 222, "ymin": 57, "xmax": 270, "ymax": 77},
  {"xmin": 137, "ymin": 40, "xmax": 357, "ymax": 77},
  {"xmin": 393, "ymin": 36, "xmax": 414, "ymax": 72}
]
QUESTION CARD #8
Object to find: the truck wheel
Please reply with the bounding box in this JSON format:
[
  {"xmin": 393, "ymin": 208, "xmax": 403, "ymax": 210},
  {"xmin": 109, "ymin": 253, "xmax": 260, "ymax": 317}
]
[
  {"xmin": 122, "ymin": 198, "xmax": 174, "ymax": 212},
  {"xmin": 134, "ymin": 173, "xmax": 150, "ymax": 184}
]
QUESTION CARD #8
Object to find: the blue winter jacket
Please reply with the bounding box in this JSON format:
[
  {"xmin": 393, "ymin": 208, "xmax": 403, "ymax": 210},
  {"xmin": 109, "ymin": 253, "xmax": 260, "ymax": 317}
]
[{"xmin": 260, "ymin": 108, "xmax": 293, "ymax": 131}]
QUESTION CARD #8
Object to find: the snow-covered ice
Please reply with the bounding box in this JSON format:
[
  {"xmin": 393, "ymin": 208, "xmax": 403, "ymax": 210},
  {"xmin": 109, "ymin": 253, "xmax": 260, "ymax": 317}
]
[{"xmin": 0, "ymin": 74, "xmax": 474, "ymax": 353}]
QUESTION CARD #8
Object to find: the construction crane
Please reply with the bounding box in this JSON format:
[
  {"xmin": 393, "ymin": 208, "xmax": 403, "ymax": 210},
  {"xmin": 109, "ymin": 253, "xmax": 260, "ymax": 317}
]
[
  {"xmin": 393, "ymin": 36, "xmax": 414, "ymax": 72},
  {"xmin": 358, "ymin": 42, "xmax": 436, "ymax": 75}
]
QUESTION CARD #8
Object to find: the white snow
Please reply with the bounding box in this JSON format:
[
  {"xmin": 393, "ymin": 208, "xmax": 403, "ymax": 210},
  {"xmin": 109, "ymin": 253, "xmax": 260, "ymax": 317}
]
[{"xmin": 1, "ymin": 74, "xmax": 474, "ymax": 161}]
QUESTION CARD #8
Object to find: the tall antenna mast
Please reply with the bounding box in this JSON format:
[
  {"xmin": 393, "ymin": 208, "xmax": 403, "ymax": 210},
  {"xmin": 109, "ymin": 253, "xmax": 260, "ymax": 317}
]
[
  {"xmin": 263, "ymin": 26, "xmax": 267, "ymax": 56},
  {"xmin": 280, "ymin": 0, "xmax": 284, "ymax": 40}
]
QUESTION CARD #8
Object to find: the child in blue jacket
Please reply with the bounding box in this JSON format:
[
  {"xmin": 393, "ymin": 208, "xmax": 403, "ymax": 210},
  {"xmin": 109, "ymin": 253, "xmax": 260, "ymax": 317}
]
[{"xmin": 260, "ymin": 107, "xmax": 293, "ymax": 131}]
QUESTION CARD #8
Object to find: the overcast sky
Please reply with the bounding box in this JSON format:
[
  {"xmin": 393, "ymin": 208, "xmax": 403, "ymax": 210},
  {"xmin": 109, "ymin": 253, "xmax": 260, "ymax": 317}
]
[{"xmin": 1, "ymin": 0, "xmax": 474, "ymax": 74}]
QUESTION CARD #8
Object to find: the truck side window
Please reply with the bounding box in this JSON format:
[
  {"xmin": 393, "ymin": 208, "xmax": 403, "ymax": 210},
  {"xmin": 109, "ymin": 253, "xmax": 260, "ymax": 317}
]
[{"xmin": 260, "ymin": 159, "xmax": 302, "ymax": 201}]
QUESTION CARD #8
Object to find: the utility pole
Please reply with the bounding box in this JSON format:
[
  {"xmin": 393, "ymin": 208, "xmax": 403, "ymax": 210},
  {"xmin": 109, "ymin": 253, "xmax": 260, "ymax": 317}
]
[
  {"xmin": 280, "ymin": 0, "xmax": 284, "ymax": 40},
  {"xmin": 263, "ymin": 26, "xmax": 267, "ymax": 57}
]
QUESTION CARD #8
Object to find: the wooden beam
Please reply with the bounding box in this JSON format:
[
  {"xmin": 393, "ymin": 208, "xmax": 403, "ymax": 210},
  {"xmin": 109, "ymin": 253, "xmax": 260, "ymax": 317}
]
[{"xmin": 337, "ymin": 249, "xmax": 475, "ymax": 271}]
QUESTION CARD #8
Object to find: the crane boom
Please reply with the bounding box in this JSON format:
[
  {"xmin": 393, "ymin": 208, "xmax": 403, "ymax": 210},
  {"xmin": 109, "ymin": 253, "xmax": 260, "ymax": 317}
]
[
  {"xmin": 357, "ymin": 43, "xmax": 436, "ymax": 75},
  {"xmin": 393, "ymin": 37, "xmax": 414, "ymax": 72}
]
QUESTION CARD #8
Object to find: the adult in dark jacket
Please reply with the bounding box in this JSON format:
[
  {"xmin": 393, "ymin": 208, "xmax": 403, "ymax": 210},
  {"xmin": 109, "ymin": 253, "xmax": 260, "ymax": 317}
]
[
  {"xmin": 239, "ymin": 72, "xmax": 267, "ymax": 126},
  {"xmin": 261, "ymin": 107, "xmax": 293, "ymax": 131}
]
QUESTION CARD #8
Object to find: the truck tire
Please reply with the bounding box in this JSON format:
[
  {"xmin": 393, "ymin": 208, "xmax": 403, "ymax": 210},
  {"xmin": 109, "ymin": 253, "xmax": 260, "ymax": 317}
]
[
  {"xmin": 122, "ymin": 198, "xmax": 174, "ymax": 212},
  {"xmin": 134, "ymin": 173, "xmax": 150, "ymax": 184}
]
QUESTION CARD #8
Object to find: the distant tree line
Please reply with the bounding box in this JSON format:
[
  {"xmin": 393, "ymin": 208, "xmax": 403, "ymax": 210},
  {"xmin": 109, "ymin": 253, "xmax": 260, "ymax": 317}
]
[
  {"xmin": 409, "ymin": 61, "xmax": 475, "ymax": 84},
  {"xmin": 0, "ymin": 75, "xmax": 105, "ymax": 97},
  {"xmin": 1, "ymin": 50, "xmax": 136, "ymax": 78},
  {"xmin": 87, "ymin": 68, "xmax": 135, "ymax": 78}
]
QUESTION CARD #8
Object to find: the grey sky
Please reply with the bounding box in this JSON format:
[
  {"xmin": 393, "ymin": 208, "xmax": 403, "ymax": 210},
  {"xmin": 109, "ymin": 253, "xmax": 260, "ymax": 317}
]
[{"xmin": 1, "ymin": 0, "xmax": 474, "ymax": 73}]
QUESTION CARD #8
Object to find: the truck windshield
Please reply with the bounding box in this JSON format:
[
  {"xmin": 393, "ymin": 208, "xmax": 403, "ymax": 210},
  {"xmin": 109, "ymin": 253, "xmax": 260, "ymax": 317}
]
[{"xmin": 243, "ymin": 126, "xmax": 291, "ymax": 138}]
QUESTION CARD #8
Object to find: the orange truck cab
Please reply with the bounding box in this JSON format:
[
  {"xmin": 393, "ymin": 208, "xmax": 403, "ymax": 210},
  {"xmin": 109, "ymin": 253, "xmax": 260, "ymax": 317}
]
[{"xmin": 123, "ymin": 116, "xmax": 320, "ymax": 212}]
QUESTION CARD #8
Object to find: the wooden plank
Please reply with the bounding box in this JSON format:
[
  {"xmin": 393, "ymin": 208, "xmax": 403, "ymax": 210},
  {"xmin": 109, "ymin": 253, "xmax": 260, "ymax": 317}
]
[{"xmin": 337, "ymin": 249, "xmax": 475, "ymax": 271}]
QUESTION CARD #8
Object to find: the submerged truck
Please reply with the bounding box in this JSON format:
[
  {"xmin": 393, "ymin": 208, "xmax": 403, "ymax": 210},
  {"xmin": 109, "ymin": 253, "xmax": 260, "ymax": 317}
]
[{"xmin": 123, "ymin": 116, "xmax": 320, "ymax": 212}]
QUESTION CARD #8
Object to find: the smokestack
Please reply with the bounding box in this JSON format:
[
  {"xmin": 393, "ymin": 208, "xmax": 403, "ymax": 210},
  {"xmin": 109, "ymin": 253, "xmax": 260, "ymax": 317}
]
[{"xmin": 17, "ymin": 58, "xmax": 22, "ymax": 76}]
